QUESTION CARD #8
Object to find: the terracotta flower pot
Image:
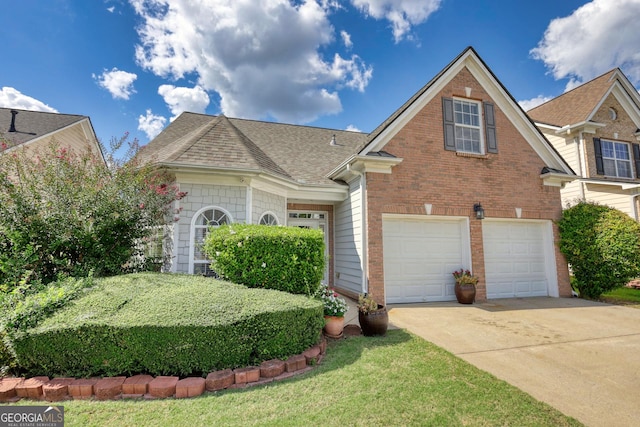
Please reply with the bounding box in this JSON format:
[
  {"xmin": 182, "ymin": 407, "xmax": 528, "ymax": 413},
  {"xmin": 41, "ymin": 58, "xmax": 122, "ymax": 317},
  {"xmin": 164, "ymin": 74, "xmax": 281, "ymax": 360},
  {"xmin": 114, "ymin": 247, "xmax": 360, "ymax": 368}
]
[
  {"xmin": 454, "ymin": 283, "xmax": 476, "ymax": 304},
  {"xmin": 323, "ymin": 315, "xmax": 345, "ymax": 338}
]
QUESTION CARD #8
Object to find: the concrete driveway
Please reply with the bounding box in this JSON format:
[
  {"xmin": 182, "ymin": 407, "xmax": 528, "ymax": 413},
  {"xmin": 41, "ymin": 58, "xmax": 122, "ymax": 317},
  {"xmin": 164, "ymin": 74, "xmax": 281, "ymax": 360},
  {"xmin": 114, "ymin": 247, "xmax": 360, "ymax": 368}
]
[{"xmin": 387, "ymin": 297, "xmax": 640, "ymax": 427}]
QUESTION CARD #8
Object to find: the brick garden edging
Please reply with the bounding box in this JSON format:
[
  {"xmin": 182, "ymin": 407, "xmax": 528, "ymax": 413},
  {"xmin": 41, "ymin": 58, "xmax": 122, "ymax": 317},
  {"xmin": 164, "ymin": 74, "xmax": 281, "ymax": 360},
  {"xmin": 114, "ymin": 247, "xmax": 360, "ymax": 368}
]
[{"xmin": 0, "ymin": 337, "xmax": 330, "ymax": 403}]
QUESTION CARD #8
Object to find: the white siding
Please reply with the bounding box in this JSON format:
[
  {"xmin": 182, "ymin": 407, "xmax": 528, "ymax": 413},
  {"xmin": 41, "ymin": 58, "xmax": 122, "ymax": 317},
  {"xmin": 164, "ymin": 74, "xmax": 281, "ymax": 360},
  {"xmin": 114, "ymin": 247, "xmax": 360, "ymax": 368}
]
[
  {"xmin": 334, "ymin": 177, "xmax": 364, "ymax": 294},
  {"xmin": 547, "ymin": 134, "xmax": 578, "ymax": 172},
  {"xmin": 560, "ymin": 180, "xmax": 583, "ymax": 208},
  {"xmin": 584, "ymin": 184, "xmax": 633, "ymax": 217}
]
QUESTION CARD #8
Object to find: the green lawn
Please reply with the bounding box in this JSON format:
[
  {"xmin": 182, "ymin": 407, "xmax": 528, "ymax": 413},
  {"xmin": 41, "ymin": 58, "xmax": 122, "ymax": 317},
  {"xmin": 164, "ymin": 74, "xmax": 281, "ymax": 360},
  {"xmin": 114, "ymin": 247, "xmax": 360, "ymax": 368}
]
[
  {"xmin": 600, "ymin": 286, "xmax": 640, "ymax": 306},
  {"xmin": 45, "ymin": 331, "xmax": 579, "ymax": 427}
]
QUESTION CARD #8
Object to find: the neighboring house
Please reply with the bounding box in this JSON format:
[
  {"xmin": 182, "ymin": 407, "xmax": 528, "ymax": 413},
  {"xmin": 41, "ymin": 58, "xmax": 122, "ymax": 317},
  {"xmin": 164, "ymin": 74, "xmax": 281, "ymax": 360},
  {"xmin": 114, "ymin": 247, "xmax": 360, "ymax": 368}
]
[
  {"xmin": 0, "ymin": 107, "xmax": 103, "ymax": 160},
  {"xmin": 139, "ymin": 47, "xmax": 576, "ymax": 303},
  {"xmin": 528, "ymin": 69, "xmax": 640, "ymax": 219}
]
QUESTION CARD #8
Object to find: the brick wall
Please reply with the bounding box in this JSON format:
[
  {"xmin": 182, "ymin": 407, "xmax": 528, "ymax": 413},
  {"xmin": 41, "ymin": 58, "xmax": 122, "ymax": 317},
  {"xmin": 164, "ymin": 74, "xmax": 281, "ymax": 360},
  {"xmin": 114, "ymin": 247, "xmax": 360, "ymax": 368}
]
[{"xmin": 364, "ymin": 67, "xmax": 571, "ymax": 303}]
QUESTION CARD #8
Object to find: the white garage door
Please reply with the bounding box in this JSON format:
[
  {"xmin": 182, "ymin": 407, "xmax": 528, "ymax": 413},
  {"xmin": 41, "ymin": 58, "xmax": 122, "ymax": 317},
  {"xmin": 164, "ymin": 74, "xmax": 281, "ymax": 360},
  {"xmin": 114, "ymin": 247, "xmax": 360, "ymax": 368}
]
[
  {"xmin": 483, "ymin": 220, "xmax": 553, "ymax": 299},
  {"xmin": 383, "ymin": 216, "xmax": 470, "ymax": 304}
]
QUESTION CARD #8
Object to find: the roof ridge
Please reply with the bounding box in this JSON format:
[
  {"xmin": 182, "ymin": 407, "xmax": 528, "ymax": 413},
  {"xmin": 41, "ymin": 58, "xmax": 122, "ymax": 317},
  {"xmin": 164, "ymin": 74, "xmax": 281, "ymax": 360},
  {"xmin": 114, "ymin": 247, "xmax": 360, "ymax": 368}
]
[
  {"xmin": 222, "ymin": 116, "xmax": 293, "ymax": 179},
  {"xmin": 164, "ymin": 115, "xmax": 224, "ymax": 162}
]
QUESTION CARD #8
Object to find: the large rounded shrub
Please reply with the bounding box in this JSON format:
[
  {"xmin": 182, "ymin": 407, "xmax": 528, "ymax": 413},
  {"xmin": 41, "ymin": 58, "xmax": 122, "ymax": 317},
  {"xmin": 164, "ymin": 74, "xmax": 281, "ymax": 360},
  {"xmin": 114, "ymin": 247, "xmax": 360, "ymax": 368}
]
[
  {"xmin": 558, "ymin": 201, "xmax": 640, "ymax": 299},
  {"xmin": 204, "ymin": 224, "xmax": 325, "ymax": 296}
]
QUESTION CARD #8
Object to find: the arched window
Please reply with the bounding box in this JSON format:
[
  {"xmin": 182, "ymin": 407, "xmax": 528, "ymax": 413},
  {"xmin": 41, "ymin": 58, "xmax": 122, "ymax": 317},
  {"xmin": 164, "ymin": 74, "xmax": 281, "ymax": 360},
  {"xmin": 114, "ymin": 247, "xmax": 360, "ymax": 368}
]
[
  {"xmin": 191, "ymin": 207, "xmax": 232, "ymax": 275},
  {"xmin": 259, "ymin": 212, "xmax": 279, "ymax": 226}
]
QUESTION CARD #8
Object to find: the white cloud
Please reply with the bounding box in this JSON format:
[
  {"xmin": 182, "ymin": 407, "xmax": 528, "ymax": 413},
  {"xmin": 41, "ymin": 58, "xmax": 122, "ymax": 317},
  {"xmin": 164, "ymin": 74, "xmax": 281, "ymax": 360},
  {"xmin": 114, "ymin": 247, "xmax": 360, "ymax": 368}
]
[
  {"xmin": 138, "ymin": 109, "xmax": 167, "ymax": 140},
  {"xmin": 158, "ymin": 85, "xmax": 210, "ymax": 120},
  {"xmin": 0, "ymin": 87, "xmax": 58, "ymax": 112},
  {"xmin": 531, "ymin": 0, "xmax": 640, "ymax": 87},
  {"xmin": 519, "ymin": 95, "xmax": 552, "ymax": 111},
  {"xmin": 93, "ymin": 68, "xmax": 138, "ymax": 100},
  {"xmin": 131, "ymin": 0, "xmax": 373, "ymax": 124},
  {"xmin": 351, "ymin": 0, "xmax": 442, "ymax": 43},
  {"xmin": 345, "ymin": 124, "xmax": 361, "ymax": 132},
  {"xmin": 107, "ymin": 6, "xmax": 115, "ymax": 13},
  {"xmin": 340, "ymin": 30, "xmax": 353, "ymax": 49}
]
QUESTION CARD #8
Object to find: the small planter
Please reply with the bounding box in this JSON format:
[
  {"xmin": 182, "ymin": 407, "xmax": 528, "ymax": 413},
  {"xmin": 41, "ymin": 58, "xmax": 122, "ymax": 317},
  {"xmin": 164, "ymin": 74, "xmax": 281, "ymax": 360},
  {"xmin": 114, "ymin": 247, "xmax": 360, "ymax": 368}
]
[
  {"xmin": 454, "ymin": 283, "xmax": 476, "ymax": 304},
  {"xmin": 323, "ymin": 315, "xmax": 345, "ymax": 338},
  {"xmin": 358, "ymin": 305, "xmax": 388, "ymax": 337}
]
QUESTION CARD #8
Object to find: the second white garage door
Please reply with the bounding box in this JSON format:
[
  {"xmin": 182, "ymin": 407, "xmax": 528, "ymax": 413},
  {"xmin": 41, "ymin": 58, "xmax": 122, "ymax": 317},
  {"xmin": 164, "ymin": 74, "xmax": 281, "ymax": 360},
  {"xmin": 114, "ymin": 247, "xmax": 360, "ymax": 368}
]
[
  {"xmin": 483, "ymin": 220, "xmax": 555, "ymax": 299},
  {"xmin": 383, "ymin": 216, "xmax": 470, "ymax": 304}
]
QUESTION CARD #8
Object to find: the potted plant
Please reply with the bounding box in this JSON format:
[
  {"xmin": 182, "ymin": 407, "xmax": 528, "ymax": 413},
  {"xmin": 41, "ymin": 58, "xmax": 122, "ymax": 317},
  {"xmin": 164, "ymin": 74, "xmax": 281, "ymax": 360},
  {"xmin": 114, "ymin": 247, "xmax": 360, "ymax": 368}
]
[
  {"xmin": 357, "ymin": 293, "xmax": 388, "ymax": 336},
  {"xmin": 316, "ymin": 283, "xmax": 349, "ymax": 338},
  {"xmin": 452, "ymin": 269, "xmax": 478, "ymax": 304}
]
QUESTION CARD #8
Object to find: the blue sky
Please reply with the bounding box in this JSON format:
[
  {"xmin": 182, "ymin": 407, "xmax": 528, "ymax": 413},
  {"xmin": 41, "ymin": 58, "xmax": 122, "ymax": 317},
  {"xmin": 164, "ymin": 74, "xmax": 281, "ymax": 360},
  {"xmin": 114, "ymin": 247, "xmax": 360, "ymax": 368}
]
[{"xmin": 2, "ymin": 0, "xmax": 640, "ymax": 147}]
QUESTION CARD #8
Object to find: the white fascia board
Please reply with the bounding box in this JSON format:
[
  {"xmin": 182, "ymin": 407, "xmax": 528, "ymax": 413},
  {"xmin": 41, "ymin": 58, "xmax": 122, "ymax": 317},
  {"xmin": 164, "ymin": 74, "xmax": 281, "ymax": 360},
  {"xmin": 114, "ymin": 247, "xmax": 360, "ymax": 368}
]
[
  {"xmin": 3, "ymin": 118, "xmax": 92, "ymax": 155},
  {"xmin": 329, "ymin": 155, "xmax": 403, "ymax": 182},
  {"xmin": 540, "ymin": 171, "xmax": 577, "ymax": 187},
  {"xmin": 361, "ymin": 51, "xmax": 474, "ymax": 155},
  {"xmin": 582, "ymin": 179, "xmax": 640, "ymax": 191},
  {"xmin": 554, "ymin": 121, "xmax": 607, "ymax": 136},
  {"xmin": 171, "ymin": 164, "xmax": 348, "ymax": 201},
  {"xmin": 465, "ymin": 60, "xmax": 574, "ymax": 174}
]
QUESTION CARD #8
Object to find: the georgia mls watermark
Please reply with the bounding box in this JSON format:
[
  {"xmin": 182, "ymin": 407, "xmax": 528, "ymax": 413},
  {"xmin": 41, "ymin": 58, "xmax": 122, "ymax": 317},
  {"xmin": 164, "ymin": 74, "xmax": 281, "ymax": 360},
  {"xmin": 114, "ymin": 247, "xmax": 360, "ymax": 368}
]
[{"xmin": 0, "ymin": 406, "xmax": 64, "ymax": 427}]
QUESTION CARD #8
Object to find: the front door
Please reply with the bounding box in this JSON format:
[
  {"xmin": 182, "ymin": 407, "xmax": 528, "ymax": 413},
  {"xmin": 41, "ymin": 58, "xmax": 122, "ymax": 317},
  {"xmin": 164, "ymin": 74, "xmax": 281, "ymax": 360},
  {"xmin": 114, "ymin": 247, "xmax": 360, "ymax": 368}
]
[{"xmin": 288, "ymin": 212, "xmax": 329, "ymax": 283}]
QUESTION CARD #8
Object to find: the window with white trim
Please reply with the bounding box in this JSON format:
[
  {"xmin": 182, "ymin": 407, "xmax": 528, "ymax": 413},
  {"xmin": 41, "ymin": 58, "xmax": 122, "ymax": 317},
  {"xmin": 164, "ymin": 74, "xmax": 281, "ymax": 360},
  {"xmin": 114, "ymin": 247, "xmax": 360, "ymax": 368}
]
[
  {"xmin": 602, "ymin": 140, "xmax": 632, "ymax": 178},
  {"xmin": 259, "ymin": 212, "xmax": 279, "ymax": 225},
  {"xmin": 442, "ymin": 97, "xmax": 498, "ymax": 154},
  {"xmin": 454, "ymin": 99, "xmax": 483, "ymax": 153},
  {"xmin": 192, "ymin": 207, "xmax": 231, "ymax": 275}
]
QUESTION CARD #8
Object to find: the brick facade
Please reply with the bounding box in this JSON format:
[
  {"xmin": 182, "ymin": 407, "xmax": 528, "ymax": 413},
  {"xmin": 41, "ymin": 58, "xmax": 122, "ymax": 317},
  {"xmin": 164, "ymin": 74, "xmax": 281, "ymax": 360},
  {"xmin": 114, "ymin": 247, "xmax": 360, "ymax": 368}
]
[{"xmin": 363, "ymin": 67, "xmax": 571, "ymax": 303}]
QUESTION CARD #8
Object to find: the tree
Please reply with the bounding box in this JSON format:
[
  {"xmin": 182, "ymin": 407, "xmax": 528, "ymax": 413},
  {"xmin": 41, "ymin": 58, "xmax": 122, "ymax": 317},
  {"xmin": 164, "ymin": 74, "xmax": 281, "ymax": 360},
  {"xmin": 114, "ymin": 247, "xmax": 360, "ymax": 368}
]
[
  {"xmin": 558, "ymin": 201, "xmax": 640, "ymax": 299},
  {"xmin": 0, "ymin": 133, "xmax": 185, "ymax": 288}
]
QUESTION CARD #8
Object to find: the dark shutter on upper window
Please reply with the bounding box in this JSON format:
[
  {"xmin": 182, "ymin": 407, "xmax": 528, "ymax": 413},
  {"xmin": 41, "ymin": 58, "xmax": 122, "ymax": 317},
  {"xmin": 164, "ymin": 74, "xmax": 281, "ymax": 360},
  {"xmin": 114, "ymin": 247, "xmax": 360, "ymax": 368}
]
[
  {"xmin": 633, "ymin": 143, "xmax": 640, "ymax": 178},
  {"xmin": 442, "ymin": 97, "xmax": 456, "ymax": 151},
  {"xmin": 593, "ymin": 137, "xmax": 604, "ymax": 175},
  {"xmin": 483, "ymin": 102, "xmax": 498, "ymax": 154}
]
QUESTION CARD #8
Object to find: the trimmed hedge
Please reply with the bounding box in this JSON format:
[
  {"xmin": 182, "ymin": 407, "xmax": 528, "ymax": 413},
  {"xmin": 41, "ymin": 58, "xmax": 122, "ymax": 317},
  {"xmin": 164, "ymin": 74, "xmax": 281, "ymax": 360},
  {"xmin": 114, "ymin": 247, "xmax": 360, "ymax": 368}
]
[
  {"xmin": 204, "ymin": 224, "xmax": 325, "ymax": 295},
  {"xmin": 11, "ymin": 273, "xmax": 324, "ymax": 377},
  {"xmin": 1, "ymin": 275, "xmax": 95, "ymax": 374},
  {"xmin": 558, "ymin": 201, "xmax": 640, "ymax": 299}
]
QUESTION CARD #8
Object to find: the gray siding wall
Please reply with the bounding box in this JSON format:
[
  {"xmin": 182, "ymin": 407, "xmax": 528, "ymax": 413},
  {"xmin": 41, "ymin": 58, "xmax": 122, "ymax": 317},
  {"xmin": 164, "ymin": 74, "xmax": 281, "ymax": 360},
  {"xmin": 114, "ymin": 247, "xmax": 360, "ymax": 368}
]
[
  {"xmin": 252, "ymin": 189, "xmax": 286, "ymax": 224},
  {"xmin": 173, "ymin": 183, "xmax": 247, "ymax": 273},
  {"xmin": 334, "ymin": 177, "xmax": 364, "ymax": 294}
]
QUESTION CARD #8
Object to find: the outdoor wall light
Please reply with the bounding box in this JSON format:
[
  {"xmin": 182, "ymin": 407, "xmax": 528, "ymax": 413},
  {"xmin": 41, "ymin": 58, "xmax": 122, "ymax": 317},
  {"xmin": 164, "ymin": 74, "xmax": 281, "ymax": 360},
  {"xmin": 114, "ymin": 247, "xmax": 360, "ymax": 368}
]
[{"xmin": 474, "ymin": 203, "xmax": 485, "ymax": 220}]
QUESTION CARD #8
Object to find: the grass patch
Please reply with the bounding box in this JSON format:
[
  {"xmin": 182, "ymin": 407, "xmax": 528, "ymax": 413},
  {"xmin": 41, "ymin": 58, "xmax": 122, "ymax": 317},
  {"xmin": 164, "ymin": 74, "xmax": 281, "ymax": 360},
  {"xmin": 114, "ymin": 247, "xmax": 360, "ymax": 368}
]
[
  {"xmin": 28, "ymin": 331, "xmax": 580, "ymax": 427},
  {"xmin": 600, "ymin": 286, "xmax": 640, "ymax": 307}
]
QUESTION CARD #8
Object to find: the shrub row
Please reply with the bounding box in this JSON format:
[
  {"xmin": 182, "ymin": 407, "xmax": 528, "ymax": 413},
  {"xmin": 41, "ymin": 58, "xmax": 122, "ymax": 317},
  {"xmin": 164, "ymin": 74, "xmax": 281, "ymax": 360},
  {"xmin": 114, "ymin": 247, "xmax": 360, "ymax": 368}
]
[
  {"xmin": 204, "ymin": 224, "xmax": 325, "ymax": 296},
  {"xmin": 11, "ymin": 273, "xmax": 324, "ymax": 377}
]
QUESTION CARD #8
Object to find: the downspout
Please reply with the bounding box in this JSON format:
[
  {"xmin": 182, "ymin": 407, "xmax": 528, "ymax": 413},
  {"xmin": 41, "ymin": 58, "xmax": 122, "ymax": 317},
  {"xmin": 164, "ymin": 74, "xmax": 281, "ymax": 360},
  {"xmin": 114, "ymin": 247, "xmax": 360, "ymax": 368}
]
[
  {"xmin": 347, "ymin": 164, "xmax": 368, "ymax": 294},
  {"xmin": 631, "ymin": 194, "xmax": 640, "ymax": 222}
]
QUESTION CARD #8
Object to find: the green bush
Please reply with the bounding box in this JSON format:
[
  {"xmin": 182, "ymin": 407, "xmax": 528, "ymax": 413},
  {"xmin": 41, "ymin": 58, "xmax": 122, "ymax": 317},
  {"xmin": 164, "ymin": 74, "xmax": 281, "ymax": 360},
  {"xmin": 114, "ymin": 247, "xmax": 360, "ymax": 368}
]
[
  {"xmin": 0, "ymin": 135, "xmax": 186, "ymax": 289},
  {"xmin": 10, "ymin": 273, "xmax": 323, "ymax": 377},
  {"xmin": 204, "ymin": 224, "xmax": 325, "ymax": 296},
  {"xmin": 0, "ymin": 275, "xmax": 95, "ymax": 375},
  {"xmin": 558, "ymin": 201, "xmax": 640, "ymax": 299}
]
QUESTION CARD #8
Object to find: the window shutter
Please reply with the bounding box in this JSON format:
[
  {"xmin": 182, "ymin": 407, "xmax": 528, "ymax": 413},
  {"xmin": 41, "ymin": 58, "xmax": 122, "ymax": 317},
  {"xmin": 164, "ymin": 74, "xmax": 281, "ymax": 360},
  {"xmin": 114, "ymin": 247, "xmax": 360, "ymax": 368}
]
[
  {"xmin": 633, "ymin": 143, "xmax": 640, "ymax": 178},
  {"xmin": 442, "ymin": 97, "xmax": 456, "ymax": 151},
  {"xmin": 483, "ymin": 102, "xmax": 498, "ymax": 153},
  {"xmin": 593, "ymin": 138, "xmax": 604, "ymax": 175}
]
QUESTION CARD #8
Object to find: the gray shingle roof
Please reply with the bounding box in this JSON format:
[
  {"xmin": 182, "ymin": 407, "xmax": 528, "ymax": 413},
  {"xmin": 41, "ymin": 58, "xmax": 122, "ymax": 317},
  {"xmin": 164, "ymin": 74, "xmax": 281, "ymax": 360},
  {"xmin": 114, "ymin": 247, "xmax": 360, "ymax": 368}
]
[
  {"xmin": 0, "ymin": 107, "xmax": 87, "ymax": 147},
  {"xmin": 138, "ymin": 112, "xmax": 368, "ymax": 185}
]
